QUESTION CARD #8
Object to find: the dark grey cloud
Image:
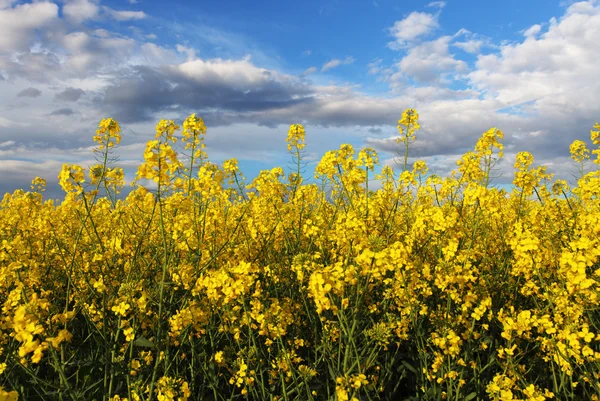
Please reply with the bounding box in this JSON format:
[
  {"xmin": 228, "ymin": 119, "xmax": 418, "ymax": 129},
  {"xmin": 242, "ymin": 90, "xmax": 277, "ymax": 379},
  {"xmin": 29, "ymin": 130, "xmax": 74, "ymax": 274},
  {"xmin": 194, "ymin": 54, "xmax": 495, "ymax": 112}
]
[
  {"xmin": 49, "ymin": 107, "xmax": 75, "ymax": 116},
  {"xmin": 55, "ymin": 87, "xmax": 85, "ymax": 102},
  {"xmin": 1, "ymin": 51, "xmax": 63, "ymax": 82},
  {"xmin": 96, "ymin": 62, "xmax": 423, "ymax": 130},
  {"xmin": 98, "ymin": 65, "xmax": 315, "ymax": 125},
  {"xmin": 17, "ymin": 87, "xmax": 42, "ymax": 98}
]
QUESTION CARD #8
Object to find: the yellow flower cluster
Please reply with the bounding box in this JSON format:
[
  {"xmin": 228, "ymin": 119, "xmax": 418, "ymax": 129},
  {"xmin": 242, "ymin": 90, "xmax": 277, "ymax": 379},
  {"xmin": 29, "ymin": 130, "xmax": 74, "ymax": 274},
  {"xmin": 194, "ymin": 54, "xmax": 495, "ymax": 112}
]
[
  {"xmin": 286, "ymin": 123, "xmax": 306, "ymax": 152},
  {"xmin": 93, "ymin": 118, "xmax": 122, "ymax": 150},
  {"xmin": 136, "ymin": 120, "xmax": 183, "ymax": 187},
  {"xmin": 1, "ymin": 110, "xmax": 600, "ymax": 401}
]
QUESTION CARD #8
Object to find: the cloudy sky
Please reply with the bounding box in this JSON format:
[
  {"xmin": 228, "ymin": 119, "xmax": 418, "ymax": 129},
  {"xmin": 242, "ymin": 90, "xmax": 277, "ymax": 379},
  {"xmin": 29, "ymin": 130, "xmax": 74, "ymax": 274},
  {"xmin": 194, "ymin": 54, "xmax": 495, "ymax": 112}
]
[{"xmin": 1, "ymin": 0, "xmax": 599, "ymax": 199}]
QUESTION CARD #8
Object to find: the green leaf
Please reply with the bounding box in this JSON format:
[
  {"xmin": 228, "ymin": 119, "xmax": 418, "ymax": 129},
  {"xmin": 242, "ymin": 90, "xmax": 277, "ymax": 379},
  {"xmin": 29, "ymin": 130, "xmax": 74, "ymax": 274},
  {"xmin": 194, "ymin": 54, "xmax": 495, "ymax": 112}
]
[
  {"xmin": 401, "ymin": 360, "xmax": 417, "ymax": 374},
  {"xmin": 465, "ymin": 392, "xmax": 477, "ymax": 401},
  {"xmin": 133, "ymin": 336, "xmax": 155, "ymax": 348}
]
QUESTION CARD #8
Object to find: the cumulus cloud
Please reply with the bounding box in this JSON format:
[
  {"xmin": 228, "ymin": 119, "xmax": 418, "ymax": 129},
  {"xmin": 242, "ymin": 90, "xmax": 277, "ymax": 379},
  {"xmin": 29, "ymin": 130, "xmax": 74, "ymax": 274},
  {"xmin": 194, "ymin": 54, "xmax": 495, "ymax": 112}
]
[
  {"xmin": 0, "ymin": 2, "xmax": 59, "ymax": 53},
  {"xmin": 523, "ymin": 24, "xmax": 542, "ymax": 37},
  {"xmin": 0, "ymin": 50, "xmax": 62, "ymax": 81},
  {"xmin": 61, "ymin": 31, "xmax": 136, "ymax": 73},
  {"xmin": 139, "ymin": 42, "xmax": 178, "ymax": 65},
  {"xmin": 388, "ymin": 11, "xmax": 439, "ymax": 48},
  {"xmin": 92, "ymin": 52, "xmax": 420, "ymax": 129},
  {"xmin": 453, "ymin": 39, "xmax": 485, "ymax": 53},
  {"xmin": 356, "ymin": 1, "xmax": 600, "ymax": 181},
  {"xmin": 98, "ymin": 58, "xmax": 315, "ymax": 124},
  {"xmin": 62, "ymin": 0, "xmax": 99, "ymax": 23},
  {"xmin": 468, "ymin": 3, "xmax": 600, "ymax": 107},
  {"xmin": 176, "ymin": 44, "xmax": 196, "ymax": 61},
  {"xmin": 0, "ymin": 0, "xmax": 16, "ymax": 8},
  {"xmin": 386, "ymin": 36, "xmax": 469, "ymax": 88},
  {"xmin": 17, "ymin": 87, "xmax": 42, "ymax": 98},
  {"xmin": 63, "ymin": 0, "xmax": 146, "ymax": 24}
]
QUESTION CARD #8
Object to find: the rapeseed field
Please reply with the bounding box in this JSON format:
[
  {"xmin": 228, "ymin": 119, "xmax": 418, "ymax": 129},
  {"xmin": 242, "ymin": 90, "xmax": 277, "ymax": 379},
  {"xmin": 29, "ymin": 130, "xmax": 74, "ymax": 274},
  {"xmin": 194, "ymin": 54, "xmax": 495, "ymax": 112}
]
[{"xmin": 1, "ymin": 110, "xmax": 600, "ymax": 401}]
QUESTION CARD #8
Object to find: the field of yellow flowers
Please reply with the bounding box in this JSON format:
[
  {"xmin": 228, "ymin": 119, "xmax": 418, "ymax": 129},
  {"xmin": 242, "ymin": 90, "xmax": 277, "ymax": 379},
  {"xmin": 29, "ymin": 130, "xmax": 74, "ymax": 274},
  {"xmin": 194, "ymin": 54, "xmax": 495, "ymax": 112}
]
[{"xmin": 1, "ymin": 110, "xmax": 600, "ymax": 401}]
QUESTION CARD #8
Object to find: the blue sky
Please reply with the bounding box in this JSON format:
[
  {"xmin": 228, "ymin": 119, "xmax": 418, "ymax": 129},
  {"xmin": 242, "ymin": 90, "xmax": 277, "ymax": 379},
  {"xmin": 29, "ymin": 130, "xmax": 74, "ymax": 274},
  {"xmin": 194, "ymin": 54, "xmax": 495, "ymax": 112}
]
[{"xmin": 1, "ymin": 0, "xmax": 599, "ymax": 199}]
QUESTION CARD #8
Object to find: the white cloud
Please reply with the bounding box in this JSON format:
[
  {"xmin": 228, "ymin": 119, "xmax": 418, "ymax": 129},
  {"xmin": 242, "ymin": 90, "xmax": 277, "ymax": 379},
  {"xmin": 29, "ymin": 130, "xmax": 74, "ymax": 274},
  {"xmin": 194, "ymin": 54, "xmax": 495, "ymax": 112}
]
[
  {"xmin": 93, "ymin": 28, "xmax": 111, "ymax": 38},
  {"xmin": 394, "ymin": 36, "xmax": 469, "ymax": 85},
  {"xmin": 0, "ymin": 0, "xmax": 16, "ymax": 9},
  {"xmin": 63, "ymin": 1, "xmax": 146, "ymax": 23},
  {"xmin": 171, "ymin": 56, "xmax": 279, "ymax": 88},
  {"xmin": 564, "ymin": 0, "xmax": 599, "ymax": 16},
  {"xmin": 523, "ymin": 24, "xmax": 542, "ymax": 37},
  {"xmin": 62, "ymin": 31, "xmax": 136, "ymax": 72},
  {"xmin": 0, "ymin": 140, "xmax": 15, "ymax": 148},
  {"xmin": 469, "ymin": 1, "xmax": 600, "ymax": 107},
  {"xmin": 0, "ymin": 2, "xmax": 59, "ymax": 53},
  {"xmin": 321, "ymin": 56, "xmax": 355, "ymax": 72},
  {"xmin": 321, "ymin": 59, "xmax": 341, "ymax": 72},
  {"xmin": 104, "ymin": 8, "xmax": 147, "ymax": 21},
  {"xmin": 453, "ymin": 39, "xmax": 485, "ymax": 53},
  {"xmin": 451, "ymin": 29, "xmax": 494, "ymax": 54},
  {"xmin": 427, "ymin": 1, "xmax": 446, "ymax": 8},
  {"xmin": 0, "ymin": 116, "xmax": 27, "ymax": 128},
  {"xmin": 388, "ymin": 11, "xmax": 439, "ymax": 48},
  {"xmin": 301, "ymin": 66, "xmax": 318, "ymax": 76},
  {"xmin": 140, "ymin": 43, "xmax": 178, "ymax": 65},
  {"xmin": 176, "ymin": 44, "xmax": 196, "ymax": 61},
  {"xmin": 367, "ymin": 59, "xmax": 383, "ymax": 75},
  {"xmin": 63, "ymin": 0, "xmax": 99, "ymax": 23}
]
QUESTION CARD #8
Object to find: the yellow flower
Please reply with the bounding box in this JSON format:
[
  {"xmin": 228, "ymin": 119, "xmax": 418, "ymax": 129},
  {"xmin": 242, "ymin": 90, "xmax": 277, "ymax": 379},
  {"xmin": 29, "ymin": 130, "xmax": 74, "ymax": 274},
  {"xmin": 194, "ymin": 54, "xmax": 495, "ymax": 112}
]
[
  {"xmin": 286, "ymin": 124, "xmax": 306, "ymax": 152},
  {"xmin": 47, "ymin": 329, "xmax": 73, "ymax": 349},
  {"xmin": 111, "ymin": 302, "xmax": 131, "ymax": 317},
  {"xmin": 569, "ymin": 140, "xmax": 590, "ymax": 163},
  {"xmin": 412, "ymin": 160, "xmax": 428, "ymax": 176},
  {"xmin": 58, "ymin": 164, "xmax": 85, "ymax": 194},
  {"xmin": 0, "ymin": 387, "xmax": 19, "ymax": 401},
  {"xmin": 93, "ymin": 118, "xmax": 121, "ymax": 150},
  {"xmin": 30, "ymin": 177, "xmax": 46, "ymax": 192},
  {"xmin": 357, "ymin": 148, "xmax": 379, "ymax": 171},
  {"xmin": 123, "ymin": 327, "xmax": 135, "ymax": 342}
]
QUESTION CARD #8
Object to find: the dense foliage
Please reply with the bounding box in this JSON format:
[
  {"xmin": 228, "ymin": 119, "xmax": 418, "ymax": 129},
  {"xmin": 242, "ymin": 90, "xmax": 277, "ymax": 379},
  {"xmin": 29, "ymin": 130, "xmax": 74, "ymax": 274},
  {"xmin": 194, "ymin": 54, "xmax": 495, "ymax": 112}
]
[{"xmin": 1, "ymin": 111, "xmax": 600, "ymax": 401}]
